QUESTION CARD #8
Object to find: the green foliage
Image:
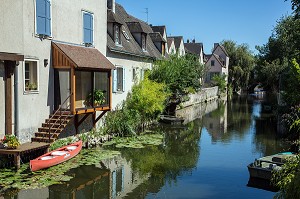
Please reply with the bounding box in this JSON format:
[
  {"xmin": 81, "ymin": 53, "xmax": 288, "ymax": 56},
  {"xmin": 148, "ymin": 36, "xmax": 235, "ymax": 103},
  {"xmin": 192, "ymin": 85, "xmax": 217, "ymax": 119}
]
[
  {"xmin": 255, "ymin": 15, "xmax": 300, "ymax": 93},
  {"xmin": 272, "ymin": 155, "xmax": 300, "ymax": 199},
  {"xmin": 283, "ymin": 59, "xmax": 300, "ymax": 105},
  {"xmin": 0, "ymin": 148, "xmax": 120, "ymax": 193},
  {"xmin": 212, "ymin": 74, "xmax": 227, "ymax": 93},
  {"xmin": 103, "ymin": 133, "xmax": 163, "ymax": 149},
  {"xmin": 85, "ymin": 89, "xmax": 106, "ymax": 106},
  {"xmin": 104, "ymin": 77, "xmax": 169, "ymax": 136},
  {"xmin": 126, "ymin": 77, "xmax": 170, "ymax": 123},
  {"xmin": 104, "ymin": 104, "xmax": 141, "ymax": 136},
  {"xmin": 148, "ymin": 54, "xmax": 205, "ymax": 95},
  {"xmin": 220, "ymin": 40, "xmax": 255, "ymax": 92},
  {"xmin": 282, "ymin": 105, "xmax": 300, "ymax": 139}
]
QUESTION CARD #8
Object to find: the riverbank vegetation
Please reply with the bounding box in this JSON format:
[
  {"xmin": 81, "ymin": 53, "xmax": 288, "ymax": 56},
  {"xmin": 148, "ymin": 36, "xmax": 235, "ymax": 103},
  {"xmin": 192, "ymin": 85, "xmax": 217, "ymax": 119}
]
[
  {"xmin": 220, "ymin": 40, "xmax": 255, "ymax": 93},
  {"xmin": 262, "ymin": 1, "xmax": 300, "ymax": 198}
]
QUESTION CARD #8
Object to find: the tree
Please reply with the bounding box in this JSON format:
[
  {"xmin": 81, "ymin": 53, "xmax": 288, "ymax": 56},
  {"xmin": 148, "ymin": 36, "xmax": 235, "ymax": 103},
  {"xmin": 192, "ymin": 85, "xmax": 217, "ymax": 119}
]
[
  {"xmin": 148, "ymin": 54, "xmax": 205, "ymax": 96},
  {"xmin": 220, "ymin": 40, "xmax": 255, "ymax": 92},
  {"xmin": 255, "ymin": 15, "xmax": 300, "ymax": 94}
]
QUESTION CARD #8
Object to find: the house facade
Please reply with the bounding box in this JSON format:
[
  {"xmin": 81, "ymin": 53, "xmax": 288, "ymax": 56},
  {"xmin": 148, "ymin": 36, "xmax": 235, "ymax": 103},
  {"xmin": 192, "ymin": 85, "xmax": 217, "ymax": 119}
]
[
  {"xmin": 205, "ymin": 43, "xmax": 229, "ymax": 84},
  {"xmin": 107, "ymin": 1, "xmax": 162, "ymax": 109},
  {"xmin": 167, "ymin": 36, "xmax": 185, "ymax": 56},
  {"xmin": 184, "ymin": 39, "xmax": 205, "ymax": 64},
  {"xmin": 0, "ymin": 0, "xmax": 114, "ymax": 142},
  {"xmin": 167, "ymin": 38, "xmax": 176, "ymax": 55}
]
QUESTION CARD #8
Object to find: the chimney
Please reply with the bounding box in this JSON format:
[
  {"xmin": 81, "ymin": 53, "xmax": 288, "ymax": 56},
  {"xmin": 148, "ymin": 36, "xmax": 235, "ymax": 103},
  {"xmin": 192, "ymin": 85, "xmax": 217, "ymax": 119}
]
[
  {"xmin": 187, "ymin": 39, "xmax": 190, "ymax": 43},
  {"xmin": 192, "ymin": 39, "xmax": 195, "ymax": 43},
  {"xmin": 214, "ymin": 43, "xmax": 219, "ymax": 49},
  {"xmin": 107, "ymin": 0, "xmax": 115, "ymax": 13}
]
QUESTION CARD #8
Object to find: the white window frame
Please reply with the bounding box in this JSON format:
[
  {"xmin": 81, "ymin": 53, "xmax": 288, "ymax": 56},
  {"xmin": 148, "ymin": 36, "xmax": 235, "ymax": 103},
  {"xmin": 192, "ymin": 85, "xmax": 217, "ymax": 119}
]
[
  {"xmin": 82, "ymin": 10, "xmax": 95, "ymax": 46},
  {"xmin": 114, "ymin": 24, "xmax": 122, "ymax": 46},
  {"xmin": 141, "ymin": 33, "xmax": 147, "ymax": 51},
  {"xmin": 23, "ymin": 59, "xmax": 39, "ymax": 94},
  {"xmin": 34, "ymin": 0, "xmax": 52, "ymax": 39}
]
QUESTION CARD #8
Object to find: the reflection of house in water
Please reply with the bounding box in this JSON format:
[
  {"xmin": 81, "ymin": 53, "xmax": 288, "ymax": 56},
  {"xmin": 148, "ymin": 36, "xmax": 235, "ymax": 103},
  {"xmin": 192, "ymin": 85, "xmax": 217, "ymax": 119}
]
[
  {"xmin": 49, "ymin": 165, "xmax": 110, "ymax": 199},
  {"xmin": 203, "ymin": 100, "xmax": 228, "ymax": 142},
  {"xmin": 102, "ymin": 155, "xmax": 149, "ymax": 199}
]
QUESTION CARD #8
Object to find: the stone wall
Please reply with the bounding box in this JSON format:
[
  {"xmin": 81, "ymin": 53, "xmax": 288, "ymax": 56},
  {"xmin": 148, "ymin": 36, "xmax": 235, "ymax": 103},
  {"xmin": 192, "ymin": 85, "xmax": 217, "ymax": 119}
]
[{"xmin": 180, "ymin": 86, "xmax": 219, "ymax": 108}]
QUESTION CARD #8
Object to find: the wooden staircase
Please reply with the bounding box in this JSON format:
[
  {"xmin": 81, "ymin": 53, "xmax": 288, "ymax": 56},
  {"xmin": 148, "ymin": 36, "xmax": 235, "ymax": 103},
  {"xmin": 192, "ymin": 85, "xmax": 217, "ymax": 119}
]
[{"xmin": 31, "ymin": 110, "xmax": 73, "ymax": 143}]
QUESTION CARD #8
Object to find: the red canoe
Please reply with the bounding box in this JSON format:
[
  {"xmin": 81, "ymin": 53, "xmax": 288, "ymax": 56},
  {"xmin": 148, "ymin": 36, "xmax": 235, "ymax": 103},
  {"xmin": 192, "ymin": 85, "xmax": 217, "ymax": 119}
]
[{"xmin": 30, "ymin": 140, "xmax": 82, "ymax": 172}]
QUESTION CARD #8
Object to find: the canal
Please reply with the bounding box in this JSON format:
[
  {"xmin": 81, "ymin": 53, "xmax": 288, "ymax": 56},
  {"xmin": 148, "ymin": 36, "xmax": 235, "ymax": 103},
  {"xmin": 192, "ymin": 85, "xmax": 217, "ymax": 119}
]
[{"xmin": 5, "ymin": 95, "xmax": 290, "ymax": 199}]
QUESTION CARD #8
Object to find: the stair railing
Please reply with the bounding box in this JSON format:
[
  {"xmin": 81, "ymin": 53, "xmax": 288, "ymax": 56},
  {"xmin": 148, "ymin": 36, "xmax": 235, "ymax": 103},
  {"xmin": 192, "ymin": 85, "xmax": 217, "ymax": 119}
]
[{"xmin": 47, "ymin": 93, "xmax": 73, "ymax": 142}]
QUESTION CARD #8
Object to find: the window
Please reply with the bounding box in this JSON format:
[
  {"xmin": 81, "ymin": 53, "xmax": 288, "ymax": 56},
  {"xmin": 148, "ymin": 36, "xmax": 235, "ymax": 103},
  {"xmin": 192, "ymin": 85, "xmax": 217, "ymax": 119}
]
[
  {"xmin": 114, "ymin": 24, "xmax": 121, "ymax": 45},
  {"xmin": 113, "ymin": 67, "xmax": 125, "ymax": 92},
  {"xmin": 107, "ymin": 0, "xmax": 112, "ymax": 9},
  {"xmin": 141, "ymin": 33, "xmax": 147, "ymax": 51},
  {"xmin": 36, "ymin": 0, "xmax": 51, "ymax": 36},
  {"xmin": 83, "ymin": 12, "xmax": 94, "ymax": 45},
  {"xmin": 24, "ymin": 60, "xmax": 39, "ymax": 92},
  {"xmin": 122, "ymin": 30, "xmax": 130, "ymax": 41},
  {"xmin": 211, "ymin": 60, "xmax": 215, "ymax": 66},
  {"xmin": 132, "ymin": 68, "xmax": 137, "ymax": 82}
]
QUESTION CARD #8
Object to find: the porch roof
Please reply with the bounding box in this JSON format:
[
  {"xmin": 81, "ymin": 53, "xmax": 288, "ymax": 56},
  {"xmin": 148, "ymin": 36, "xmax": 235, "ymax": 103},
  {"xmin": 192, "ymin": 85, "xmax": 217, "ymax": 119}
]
[
  {"xmin": 0, "ymin": 52, "xmax": 24, "ymax": 61},
  {"xmin": 52, "ymin": 42, "xmax": 115, "ymax": 70}
]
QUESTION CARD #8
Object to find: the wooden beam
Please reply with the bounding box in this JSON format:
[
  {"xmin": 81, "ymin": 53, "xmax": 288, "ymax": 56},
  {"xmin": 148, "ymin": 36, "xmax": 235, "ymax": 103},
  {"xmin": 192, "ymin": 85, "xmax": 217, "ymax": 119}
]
[
  {"xmin": 95, "ymin": 111, "xmax": 107, "ymax": 124},
  {"xmin": 4, "ymin": 61, "xmax": 15, "ymax": 135},
  {"xmin": 75, "ymin": 115, "xmax": 78, "ymax": 134},
  {"xmin": 71, "ymin": 68, "xmax": 76, "ymax": 114},
  {"xmin": 109, "ymin": 71, "xmax": 112, "ymax": 109},
  {"xmin": 78, "ymin": 113, "xmax": 91, "ymax": 127},
  {"xmin": 0, "ymin": 52, "xmax": 24, "ymax": 61}
]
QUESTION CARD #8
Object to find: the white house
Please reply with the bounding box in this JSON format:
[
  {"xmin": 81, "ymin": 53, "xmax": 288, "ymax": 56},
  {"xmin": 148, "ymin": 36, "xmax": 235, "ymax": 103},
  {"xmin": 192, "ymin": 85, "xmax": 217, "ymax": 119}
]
[
  {"xmin": 0, "ymin": 0, "xmax": 115, "ymax": 143},
  {"xmin": 205, "ymin": 43, "xmax": 229, "ymax": 84},
  {"xmin": 184, "ymin": 39, "xmax": 205, "ymax": 64},
  {"xmin": 167, "ymin": 36, "xmax": 185, "ymax": 56},
  {"xmin": 167, "ymin": 38, "xmax": 176, "ymax": 55},
  {"xmin": 106, "ymin": 1, "xmax": 162, "ymax": 109}
]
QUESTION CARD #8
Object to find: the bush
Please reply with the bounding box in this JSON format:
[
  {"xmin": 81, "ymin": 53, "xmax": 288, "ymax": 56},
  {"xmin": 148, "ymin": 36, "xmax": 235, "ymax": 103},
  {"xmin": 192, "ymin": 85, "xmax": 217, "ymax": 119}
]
[
  {"xmin": 149, "ymin": 54, "xmax": 205, "ymax": 95},
  {"xmin": 212, "ymin": 74, "xmax": 227, "ymax": 93}
]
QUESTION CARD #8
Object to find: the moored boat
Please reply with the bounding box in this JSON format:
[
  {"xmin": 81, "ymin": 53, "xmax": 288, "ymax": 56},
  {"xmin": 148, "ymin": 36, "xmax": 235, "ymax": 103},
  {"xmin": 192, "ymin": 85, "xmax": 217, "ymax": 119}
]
[
  {"xmin": 30, "ymin": 140, "xmax": 82, "ymax": 172},
  {"xmin": 247, "ymin": 152, "xmax": 295, "ymax": 180}
]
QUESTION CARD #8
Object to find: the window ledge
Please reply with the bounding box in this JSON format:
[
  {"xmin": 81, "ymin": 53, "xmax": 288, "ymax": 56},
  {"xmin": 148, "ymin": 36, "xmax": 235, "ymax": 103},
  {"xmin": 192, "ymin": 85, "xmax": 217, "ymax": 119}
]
[
  {"xmin": 113, "ymin": 91, "xmax": 124, "ymax": 94},
  {"xmin": 23, "ymin": 90, "xmax": 39, "ymax": 95},
  {"xmin": 34, "ymin": 34, "xmax": 53, "ymax": 40}
]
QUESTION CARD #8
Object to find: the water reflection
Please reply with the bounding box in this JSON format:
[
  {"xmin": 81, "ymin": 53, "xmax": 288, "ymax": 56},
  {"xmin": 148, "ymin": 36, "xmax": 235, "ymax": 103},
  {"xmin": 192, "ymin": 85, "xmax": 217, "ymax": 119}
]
[{"xmin": 3, "ymin": 95, "xmax": 290, "ymax": 199}]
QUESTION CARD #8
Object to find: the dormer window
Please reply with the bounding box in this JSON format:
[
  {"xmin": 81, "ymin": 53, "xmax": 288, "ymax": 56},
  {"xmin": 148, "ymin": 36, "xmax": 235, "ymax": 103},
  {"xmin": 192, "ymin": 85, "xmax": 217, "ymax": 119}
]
[
  {"xmin": 142, "ymin": 33, "xmax": 147, "ymax": 51},
  {"xmin": 114, "ymin": 24, "xmax": 121, "ymax": 45},
  {"xmin": 107, "ymin": 0, "xmax": 112, "ymax": 10}
]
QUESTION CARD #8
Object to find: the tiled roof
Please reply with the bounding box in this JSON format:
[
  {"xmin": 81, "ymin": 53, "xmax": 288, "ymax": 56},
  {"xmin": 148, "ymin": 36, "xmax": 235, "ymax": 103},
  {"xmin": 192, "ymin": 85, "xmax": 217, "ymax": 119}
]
[
  {"xmin": 107, "ymin": 10, "xmax": 123, "ymax": 24},
  {"xmin": 213, "ymin": 43, "xmax": 229, "ymax": 57},
  {"xmin": 184, "ymin": 42, "xmax": 203, "ymax": 56},
  {"xmin": 151, "ymin": 26, "xmax": 166, "ymax": 36},
  {"xmin": 106, "ymin": 3, "xmax": 162, "ymax": 59},
  {"xmin": 149, "ymin": 32, "xmax": 166, "ymax": 42},
  {"xmin": 168, "ymin": 36, "xmax": 183, "ymax": 49},
  {"xmin": 52, "ymin": 42, "xmax": 115, "ymax": 69}
]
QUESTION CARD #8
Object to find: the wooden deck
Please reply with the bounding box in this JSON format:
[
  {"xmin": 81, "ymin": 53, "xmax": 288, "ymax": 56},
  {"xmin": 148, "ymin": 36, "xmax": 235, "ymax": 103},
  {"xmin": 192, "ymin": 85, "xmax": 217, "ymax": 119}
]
[{"xmin": 0, "ymin": 142, "xmax": 50, "ymax": 169}]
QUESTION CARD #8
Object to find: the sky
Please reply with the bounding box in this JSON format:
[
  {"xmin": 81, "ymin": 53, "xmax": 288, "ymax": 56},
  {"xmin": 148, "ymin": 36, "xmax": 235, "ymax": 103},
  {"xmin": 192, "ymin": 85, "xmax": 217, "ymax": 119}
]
[{"xmin": 116, "ymin": 0, "xmax": 293, "ymax": 54}]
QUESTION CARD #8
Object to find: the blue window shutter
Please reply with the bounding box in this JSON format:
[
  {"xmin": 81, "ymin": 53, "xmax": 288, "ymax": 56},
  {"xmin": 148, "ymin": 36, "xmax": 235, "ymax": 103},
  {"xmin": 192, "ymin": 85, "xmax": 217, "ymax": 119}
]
[
  {"xmin": 83, "ymin": 13, "xmax": 93, "ymax": 44},
  {"xmin": 113, "ymin": 69, "xmax": 117, "ymax": 93},
  {"xmin": 45, "ymin": 0, "xmax": 51, "ymax": 36},
  {"xmin": 36, "ymin": 0, "xmax": 46, "ymax": 35},
  {"xmin": 122, "ymin": 68, "xmax": 125, "ymax": 92}
]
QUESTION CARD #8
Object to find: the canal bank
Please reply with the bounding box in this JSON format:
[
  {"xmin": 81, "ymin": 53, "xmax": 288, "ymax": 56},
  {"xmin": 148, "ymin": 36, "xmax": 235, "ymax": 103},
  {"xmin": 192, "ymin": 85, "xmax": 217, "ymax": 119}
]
[{"xmin": 0, "ymin": 94, "xmax": 290, "ymax": 199}]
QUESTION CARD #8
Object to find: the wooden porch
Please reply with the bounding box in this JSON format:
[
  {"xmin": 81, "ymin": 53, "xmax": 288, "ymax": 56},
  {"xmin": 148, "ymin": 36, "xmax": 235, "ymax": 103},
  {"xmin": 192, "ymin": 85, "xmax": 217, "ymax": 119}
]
[{"xmin": 31, "ymin": 42, "xmax": 115, "ymax": 143}]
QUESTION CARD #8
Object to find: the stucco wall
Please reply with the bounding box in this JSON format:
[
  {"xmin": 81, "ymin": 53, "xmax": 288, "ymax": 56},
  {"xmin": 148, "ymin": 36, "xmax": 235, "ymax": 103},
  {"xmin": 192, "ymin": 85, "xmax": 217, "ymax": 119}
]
[
  {"xmin": 1, "ymin": 0, "xmax": 108, "ymax": 142},
  {"xmin": 0, "ymin": 62, "xmax": 4, "ymax": 137},
  {"xmin": 178, "ymin": 40, "xmax": 185, "ymax": 56},
  {"xmin": 0, "ymin": 0, "xmax": 24, "ymax": 54},
  {"xmin": 107, "ymin": 52, "xmax": 153, "ymax": 109}
]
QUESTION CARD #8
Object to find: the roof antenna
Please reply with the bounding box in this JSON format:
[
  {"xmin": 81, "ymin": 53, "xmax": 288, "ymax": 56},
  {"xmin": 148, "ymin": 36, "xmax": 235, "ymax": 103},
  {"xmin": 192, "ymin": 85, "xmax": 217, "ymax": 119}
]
[{"xmin": 145, "ymin": 8, "xmax": 149, "ymax": 24}]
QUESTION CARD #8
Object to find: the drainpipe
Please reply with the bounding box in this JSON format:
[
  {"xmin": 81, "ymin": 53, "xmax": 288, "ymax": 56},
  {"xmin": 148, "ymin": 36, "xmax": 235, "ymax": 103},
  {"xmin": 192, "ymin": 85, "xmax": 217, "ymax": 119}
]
[{"xmin": 14, "ymin": 62, "xmax": 19, "ymax": 138}]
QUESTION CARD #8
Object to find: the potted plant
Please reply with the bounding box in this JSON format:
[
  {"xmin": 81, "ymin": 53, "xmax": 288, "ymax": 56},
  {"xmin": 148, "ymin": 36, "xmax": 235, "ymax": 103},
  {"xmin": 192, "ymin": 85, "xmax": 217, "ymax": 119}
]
[
  {"xmin": 86, "ymin": 89, "xmax": 106, "ymax": 107},
  {"xmin": 0, "ymin": 135, "xmax": 20, "ymax": 149}
]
